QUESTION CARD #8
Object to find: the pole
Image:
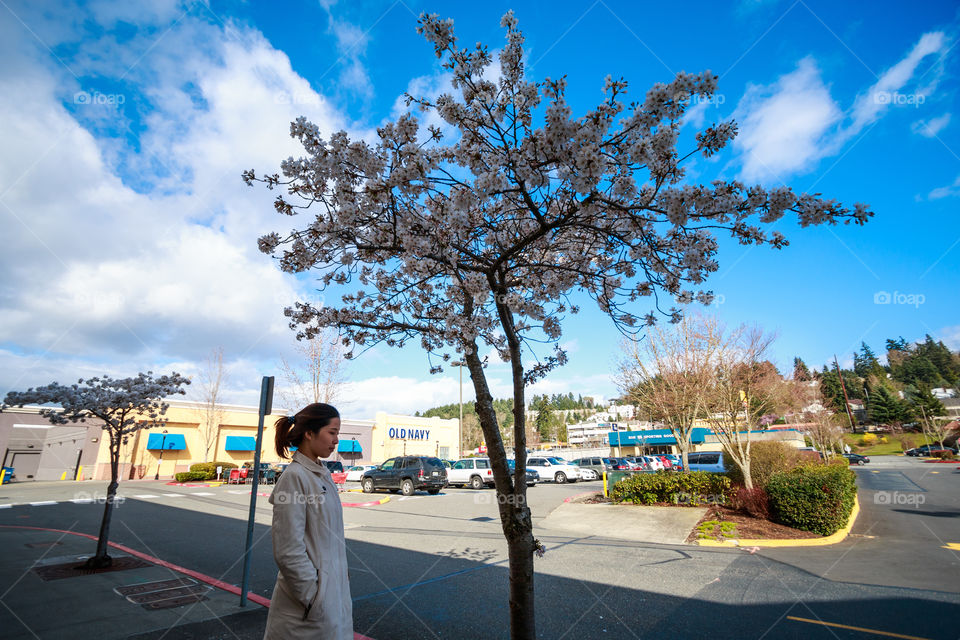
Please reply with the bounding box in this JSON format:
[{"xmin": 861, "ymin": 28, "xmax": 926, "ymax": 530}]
[
  {"xmin": 452, "ymin": 361, "xmax": 465, "ymax": 457},
  {"xmin": 834, "ymin": 355, "xmax": 856, "ymax": 432},
  {"xmin": 73, "ymin": 448, "xmax": 83, "ymax": 481},
  {"xmin": 241, "ymin": 376, "xmax": 274, "ymax": 607},
  {"xmin": 154, "ymin": 431, "xmax": 168, "ymax": 480}
]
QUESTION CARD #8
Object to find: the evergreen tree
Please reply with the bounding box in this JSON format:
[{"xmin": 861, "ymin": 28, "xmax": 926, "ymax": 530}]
[
  {"xmin": 904, "ymin": 384, "xmax": 947, "ymax": 421},
  {"xmin": 867, "ymin": 384, "xmax": 912, "ymax": 426},
  {"xmin": 885, "ymin": 336, "xmax": 908, "ymax": 352},
  {"xmin": 853, "ymin": 342, "xmax": 885, "ymax": 379},
  {"xmin": 792, "ymin": 357, "xmax": 811, "ymax": 381}
]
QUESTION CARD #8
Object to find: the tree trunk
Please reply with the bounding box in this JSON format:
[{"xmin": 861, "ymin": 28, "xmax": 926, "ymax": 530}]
[
  {"xmin": 465, "ymin": 324, "xmax": 536, "ymax": 639},
  {"xmin": 83, "ymin": 436, "xmax": 120, "ymax": 569}
]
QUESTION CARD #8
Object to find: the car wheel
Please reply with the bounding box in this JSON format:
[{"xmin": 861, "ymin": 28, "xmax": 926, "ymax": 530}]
[
  {"xmin": 555, "ymin": 471, "xmax": 567, "ymax": 484},
  {"xmin": 362, "ymin": 478, "xmax": 374, "ymax": 494},
  {"xmin": 427, "ymin": 488, "xmax": 440, "ymax": 495},
  {"xmin": 527, "ymin": 482, "xmax": 536, "ymax": 487},
  {"xmin": 470, "ymin": 475, "xmax": 484, "ymax": 490},
  {"xmin": 857, "ymin": 460, "xmax": 865, "ymax": 466},
  {"xmin": 401, "ymin": 479, "xmax": 415, "ymax": 496}
]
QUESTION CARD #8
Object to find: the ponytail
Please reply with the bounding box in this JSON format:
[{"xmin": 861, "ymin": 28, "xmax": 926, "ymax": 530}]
[{"xmin": 275, "ymin": 403, "xmax": 340, "ymax": 459}]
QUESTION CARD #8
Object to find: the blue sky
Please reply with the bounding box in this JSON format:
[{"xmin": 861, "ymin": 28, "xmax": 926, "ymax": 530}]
[{"xmin": 1, "ymin": 0, "xmax": 958, "ymax": 418}]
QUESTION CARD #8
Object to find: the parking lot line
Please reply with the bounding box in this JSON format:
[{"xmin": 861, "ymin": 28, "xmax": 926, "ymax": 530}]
[
  {"xmin": 132, "ymin": 494, "xmax": 160, "ymax": 498},
  {"xmin": 29, "ymin": 501, "xmax": 57, "ymax": 506},
  {"xmin": 786, "ymin": 616, "xmax": 929, "ymax": 640}
]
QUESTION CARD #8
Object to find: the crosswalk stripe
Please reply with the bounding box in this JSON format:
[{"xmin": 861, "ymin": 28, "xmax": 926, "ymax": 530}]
[
  {"xmin": 191, "ymin": 492, "xmax": 215, "ymax": 496},
  {"xmin": 29, "ymin": 501, "xmax": 57, "ymax": 506},
  {"xmin": 160, "ymin": 494, "xmax": 185, "ymax": 498},
  {"xmin": 132, "ymin": 494, "xmax": 160, "ymax": 498}
]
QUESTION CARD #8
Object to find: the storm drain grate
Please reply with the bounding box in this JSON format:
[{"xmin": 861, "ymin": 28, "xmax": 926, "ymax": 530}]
[
  {"xmin": 115, "ymin": 577, "xmax": 198, "ymax": 597},
  {"xmin": 33, "ymin": 555, "xmax": 153, "ymax": 581},
  {"xmin": 115, "ymin": 578, "xmax": 212, "ymax": 610},
  {"xmin": 141, "ymin": 593, "xmax": 210, "ymax": 610}
]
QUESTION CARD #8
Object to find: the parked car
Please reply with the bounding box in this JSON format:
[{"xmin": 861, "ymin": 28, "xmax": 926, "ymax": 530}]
[
  {"xmin": 345, "ymin": 464, "xmax": 378, "ymax": 481},
  {"xmin": 447, "ymin": 458, "xmax": 496, "ymax": 489},
  {"xmin": 322, "ymin": 460, "xmax": 344, "ymax": 473},
  {"xmin": 527, "ymin": 456, "xmax": 580, "ymax": 483},
  {"xmin": 622, "ymin": 456, "xmax": 650, "ymax": 470},
  {"xmin": 506, "ymin": 459, "xmax": 539, "ymax": 487},
  {"xmin": 842, "ymin": 453, "xmax": 870, "ymax": 466},
  {"xmin": 361, "ymin": 456, "xmax": 447, "ymax": 496},
  {"xmin": 906, "ymin": 444, "xmax": 957, "ymax": 456},
  {"xmin": 657, "ymin": 455, "xmax": 674, "ymax": 470},
  {"xmin": 642, "ymin": 456, "xmax": 665, "ymax": 471},
  {"xmin": 571, "ymin": 456, "xmax": 615, "ymax": 480},
  {"xmin": 664, "ymin": 454, "xmax": 683, "ymax": 470},
  {"xmin": 608, "ymin": 457, "xmax": 635, "ymax": 471},
  {"xmin": 685, "ymin": 451, "xmax": 726, "ymax": 473}
]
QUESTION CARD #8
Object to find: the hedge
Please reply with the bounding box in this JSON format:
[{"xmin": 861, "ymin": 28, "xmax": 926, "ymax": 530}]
[
  {"xmin": 611, "ymin": 471, "xmax": 731, "ymax": 506},
  {"xmin": 724, "ymin": 441, "xmax": 809, "ymax": 489},
  {"xmin": 174, "ymin": 471, "xmax": 209, "ymax": 482},
  {"xmin": 765, "ymin": 462, "xmax": 857, "ymax": 535},
  {"xmin": 189, "ymin": 461, "xmax": 238, "ymax": 480}
]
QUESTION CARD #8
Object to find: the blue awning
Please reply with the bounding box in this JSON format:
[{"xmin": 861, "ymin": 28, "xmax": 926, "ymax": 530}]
[
  {"xmin": 225, "ymin": 436, "xmax": 257, "ymax": 451},
  {"xmin": 337, "ymin": 440, "xmax": 362, "ymax": 453},
  {"xmin": 146, "ymin": 433, "xmax": 186, "ymax": 450}
]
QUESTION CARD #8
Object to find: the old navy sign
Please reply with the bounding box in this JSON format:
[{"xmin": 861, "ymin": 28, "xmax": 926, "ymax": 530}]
[{"xmin": 388, "ymin": 427, "xmax": 431, "ymax": 440}]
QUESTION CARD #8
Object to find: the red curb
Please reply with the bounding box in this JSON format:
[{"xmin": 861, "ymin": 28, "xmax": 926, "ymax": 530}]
[
  {"xmin": 342, "ymin": 496, "xmax": 391, "ymax": 508},
  {"xmin": 0, "ymin": 524, "xmax": 378, "ymax": 640}
]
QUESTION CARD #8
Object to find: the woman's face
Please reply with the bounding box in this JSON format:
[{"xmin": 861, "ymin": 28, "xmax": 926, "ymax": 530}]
[{"xmin": 302, "ymin": 418, "xmax": 340, "ymax": 460}]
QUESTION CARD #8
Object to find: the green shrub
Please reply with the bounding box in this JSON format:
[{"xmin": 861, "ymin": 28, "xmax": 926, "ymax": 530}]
[
  {"xmin": 765, "ymin": 462, "xmax": 857, "ymax": 535},
  {"xmin": 932, "ymin": 450, "xmax": 956, "ymax": 460},
  {"xmin": 174, "ymin": 471, "xmax": 209, "ymax": 483},
  {"xmin": 189, "ymin": 461, "xmax": 238, "ymax": 480},
  {"xmin": 724, "ymin": 441, "xmax": 807, "ymax": 489},
  {"xmin": 611, "ymin": 471, "xmax": 731, "ymax": 506}
]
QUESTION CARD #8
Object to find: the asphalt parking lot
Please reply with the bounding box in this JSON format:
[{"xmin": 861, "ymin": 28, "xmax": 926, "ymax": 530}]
[{"xmin": 1, "ymin": 458, "xmax": 957, "ymax": 639}]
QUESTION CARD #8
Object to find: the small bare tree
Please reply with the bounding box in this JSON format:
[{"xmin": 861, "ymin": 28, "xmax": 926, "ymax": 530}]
[
  {"xmin": 196, "ymin": 347, "xmax": 228, "ymax": 463},
  {"xmin": 703, "ymin": 323, "xmax": 785, "ymax": 489},
  {"xmin": 618, "ymin": 315, "xmax": 720, "ymax": 470},
  {"xmin": 279, "ymin": 328, "xmax": 348, "ymax": 409},
  {"xmin": 806, "ymin": 410, "xmax": 846, "ymax": 458}
]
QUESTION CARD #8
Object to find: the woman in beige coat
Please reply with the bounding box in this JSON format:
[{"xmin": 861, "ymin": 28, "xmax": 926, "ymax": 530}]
[{"xmin": 263, "ymin": 403, "xmax": 353, "ymax": 639}]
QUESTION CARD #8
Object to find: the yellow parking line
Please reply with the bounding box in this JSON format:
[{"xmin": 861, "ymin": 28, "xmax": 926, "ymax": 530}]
[
  {"xmin": 929, "ymin": 471, "xmax": 939, "ymax": 474},
  {"xmin": 942, "ymin": 543, "xmax": 960, "ymax": 551},
  {"xmin": 871, "ymin": 470, "xmax": 879, "ymax": 473},
  {"xmin": 787, "ymin": 616, "xmax": 930, "ymax": 640}
]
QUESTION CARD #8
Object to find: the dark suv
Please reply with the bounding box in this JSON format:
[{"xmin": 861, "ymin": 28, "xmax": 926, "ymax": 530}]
[{"xmin": 361, "ymin": 456, "xmax": 447, "ymax": 496}]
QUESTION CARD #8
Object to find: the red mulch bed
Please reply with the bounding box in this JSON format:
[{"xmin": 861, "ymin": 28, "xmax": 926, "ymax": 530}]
[{"xmin": 686, "ymin": 505, "xmax": 821, "ymax": 543}]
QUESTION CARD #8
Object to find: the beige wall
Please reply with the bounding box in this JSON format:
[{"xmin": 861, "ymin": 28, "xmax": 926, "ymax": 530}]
[{"xmin": 370, "ymin": 412, "xmax": 460, "ymax": 462}]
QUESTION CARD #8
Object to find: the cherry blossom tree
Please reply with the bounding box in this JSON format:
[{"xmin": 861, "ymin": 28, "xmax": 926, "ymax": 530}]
[
  {"xmin": 2, "ymin": 372, "xmax": 189, "ymax": 569},
  {"xmin": 244, "ymin": 12, "xmax": 871, "ymax": 637}
]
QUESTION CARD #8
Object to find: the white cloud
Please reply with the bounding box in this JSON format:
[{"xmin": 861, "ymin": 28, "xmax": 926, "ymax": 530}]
[
  {"xmin": 733, "ymin": 31, "xmax": 949, "ymax": 183},
  {"xmin": 0, "ymin": 8, "xmax": 355, "ymax": 390},
  {"xmin": 733, "ymin": 57, "xmax": 841, "ymax": 182},
  {"xmin": 927, "ymin": 174, "xmax": 960, "ymax": 200},
  {"xmin": 939, "ymin": 325, "xmax": 960, "ymax": 351},
  {"xmin": 912, "ymin": 112, "xmax": 951, "ymax": 138}
]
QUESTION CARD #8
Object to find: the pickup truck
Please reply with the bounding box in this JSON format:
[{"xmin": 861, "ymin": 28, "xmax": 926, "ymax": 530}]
[{"xmin": 446, "ymin": 458, "xmax": 496, "ymax": 489}]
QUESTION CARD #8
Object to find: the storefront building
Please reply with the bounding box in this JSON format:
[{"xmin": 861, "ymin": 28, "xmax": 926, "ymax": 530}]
[
  {"xmin": 608, "ymin": 426, "xmax": 805, "ymax": 456},
  {"xmin": 0, "ymin": 402, "xmax": 461, "ymax": 481}
]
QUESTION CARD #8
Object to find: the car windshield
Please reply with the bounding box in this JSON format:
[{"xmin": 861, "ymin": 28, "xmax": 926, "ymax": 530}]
[{"xmin": 548, "ymin": 457, "xmax": 566, "ymax": 464}]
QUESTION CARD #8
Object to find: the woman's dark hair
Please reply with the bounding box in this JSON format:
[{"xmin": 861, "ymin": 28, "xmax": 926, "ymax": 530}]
[{"xmin": 275, "ymin": 403, "xmax": 340, "ymax": 459}]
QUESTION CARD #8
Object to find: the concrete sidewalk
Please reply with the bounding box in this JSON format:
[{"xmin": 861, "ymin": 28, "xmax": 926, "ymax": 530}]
[{"xmin": 540, "ymin": 502, "xmax": 707, "ymax": 544}]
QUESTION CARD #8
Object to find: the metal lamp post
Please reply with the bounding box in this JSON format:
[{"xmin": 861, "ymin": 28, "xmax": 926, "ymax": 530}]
[
  {"xmin": 451, "ymin": 361, "xmax": 465, "ymax": 457},
  {"xmin": 154, "ymin": 429, "xmax": 169, "ymax": 480}
]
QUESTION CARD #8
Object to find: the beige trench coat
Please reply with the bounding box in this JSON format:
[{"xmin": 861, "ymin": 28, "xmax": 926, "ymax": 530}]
[{"xmin": 263, "ymin": 451, "xmax": 353, "ymax": 639}]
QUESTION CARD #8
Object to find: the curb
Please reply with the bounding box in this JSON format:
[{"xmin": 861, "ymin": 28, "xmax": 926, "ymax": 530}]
[
  {"xmin": 564, "ymin": 491, "xmax": 600, "ymax": 504},
  {"xmin": 342, "ymin": 496, "xmax": 391, "ymax": 508},
  {"xmin": 165, "ymin": 481, "xmax": 225, "ymax": 487},
  {"xmin": 697, "ymin": 495, "xmax": 860, "ymax": 548}
]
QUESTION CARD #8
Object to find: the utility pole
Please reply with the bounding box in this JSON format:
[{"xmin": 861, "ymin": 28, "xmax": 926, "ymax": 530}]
[
  {"xmin": 452, "ymin": 361, "xmax": 465, "ymax": 457},
  {"xmin": 834, "ymin": 355, "xmax": 857, "ymax": 432}
]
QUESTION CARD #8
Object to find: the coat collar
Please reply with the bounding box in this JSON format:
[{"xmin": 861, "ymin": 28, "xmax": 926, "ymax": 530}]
[{"xmin": 292, "ymin": 450, "xmax": 329, "ymax": 475}]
